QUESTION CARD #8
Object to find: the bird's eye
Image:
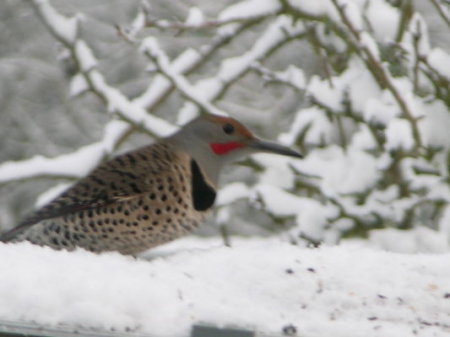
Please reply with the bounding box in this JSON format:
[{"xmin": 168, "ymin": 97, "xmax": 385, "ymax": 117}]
[{"xmin": 222, "ymin": 123, "xmax": 235, "ymax": 135}]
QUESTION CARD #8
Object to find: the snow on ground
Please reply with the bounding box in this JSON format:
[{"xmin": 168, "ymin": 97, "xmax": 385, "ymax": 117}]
[{"xmin": 1, "ymin": 237, "xmax": 450, "ymax": 337}]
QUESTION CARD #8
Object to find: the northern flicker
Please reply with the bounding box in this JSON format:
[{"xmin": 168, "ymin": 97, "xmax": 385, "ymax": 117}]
[{"xmin": 0, "ymin": 114, "xmax": 301, "ymax": 255}]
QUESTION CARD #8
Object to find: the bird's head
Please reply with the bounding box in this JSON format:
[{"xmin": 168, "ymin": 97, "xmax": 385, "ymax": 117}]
[{"xmin": 170, "ymin": 114, "xmax": 302, "ymax": 185}]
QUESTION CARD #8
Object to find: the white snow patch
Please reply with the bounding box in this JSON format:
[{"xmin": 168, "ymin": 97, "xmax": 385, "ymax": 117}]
[
  {"xmin": 33, "ymin": 0, "xmax": 78, "ymax": 44},
  {"xmin": 295, "ymin": 146, "xmax": 380, "ymax": 196},
  {"xmin": 350, "ymin": 124, "xmax": 378, "ymax": 150},
  {"xmin": 346, "ymin": 60, "xmax": 382, "ymax": 114},
  {"xmin": 366, "ymin": 1, "xmax": 400, "ymax": 41},
  {"xmin": 288, "ymin": 0, "xmax": 339, "ymax": 22},
  {"xmin": 307, "ymin": 75, "xmax": 344, "ymax": 111},
  {"xmin": 255, "ymin": 184, "xmax": 300, "ymax": 217},
  {"xmin": 276, "ymin": 65, "xmax": 306, "ymax": 90},
  {"xmin": 419, "ymin": 100, "xmax": 450, "ymax": 149},
  {"xmin": 439, "ymin": 205, "xmax": 450, "ymax": 236},
  {"xmin": 363, "ymin": 96, "xmax": 399, "ymax": 125},
  {"xmin": 279, "ymin": 106, "xmax": 337, "ymax": 146},
  {"xmin": 185, "ymin": 7, "xmax": 205, "ymax": 26},
  {"xmin": 253, "ymin": 153, "xmax": 297, "ymax": 189},
  {"xmin": 74, "ymin": 40, "xmax": 97, "ymax": 72},
  {"xmin": 140, "ymin": 37, "xmax": 225, "ymax": 116},
  {"xmin": 134, "ymin": 48, "xmax": 200, "ymax": 109},
  {"xmin": 428, "ymin": 48, "xmax": 450, "ymax": 81},
  {"xmin": 368, "ymin": 227, "xmax": 450, "ymax": 254},
  {"xmin": 69, "ymin": 73, "xmax": 88, "ymax": 97},
  {"xmin": 360, "ymin": 32, "xmax": 380, "ymax": 60},
  {"xmin": 216, "ymin": 182, "xmax": 250, "ymax": 206},
  {"xmin": 294, "ymin": 199, "xmax": 335, "ymax": 242},
  {"xmin": 0, "ymin": 120, "xmax": 130, "ymax": 182},
  {"xmin": 218, "ymin": 0, "xmax": 280, "ymax": 21},
  {"xmin": 342, "ymin": 1, "xmax": 364, "ymax": 31},
  {"xmin": 35, "ymin": 183, "xmax": 72, "ymax": 209},
  {"xmin": 385, "ymin": 118, "xmax": 414, "ymax": 151},
  {"xmin": 1, "ymin": 239, "xmax": 450, "ymax": 336}
]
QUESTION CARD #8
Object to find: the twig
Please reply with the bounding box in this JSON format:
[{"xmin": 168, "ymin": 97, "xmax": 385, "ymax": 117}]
[
  {"xmin": 429, "ymin": 0, "xmax": 450, "ymax": 29},
  {"xmin": 145, "ymin": 16, "xmax": 267, "ymax": 32},
  {"xmin": 250, "ymin": 62, "xmax": 306, "ymax": 92}
]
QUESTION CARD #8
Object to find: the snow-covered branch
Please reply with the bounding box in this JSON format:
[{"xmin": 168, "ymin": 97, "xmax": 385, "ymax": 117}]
[
  {"xmin": 250, "ymin": 62, "xmax": 306, "ymax": 91},
  {"xmin": 141, "ymin": 37, "xmax": 226, "ymax": 116},
  {"xmin": 329, "ymin": 0, "xmax": 424, "ymax": 151},
  {"xmin": 429, "ymin": 0, "xmax": 450, "ymax": 29},
  {"xmin": 0, "ymin": 120, "xmax": 129, "ymax": 184},
  {"xmin": 31, "ymin": 0, "xmax": 177, "ymax": 138},
  {"xmin": 1, "ymin": 0, "xmax": 181, "ymax": 185}
]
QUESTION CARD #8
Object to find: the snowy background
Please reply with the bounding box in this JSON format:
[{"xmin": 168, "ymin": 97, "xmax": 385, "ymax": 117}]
[{"xmin": 1, "ymin": 0, "xmax": 450, "ymax": 336}]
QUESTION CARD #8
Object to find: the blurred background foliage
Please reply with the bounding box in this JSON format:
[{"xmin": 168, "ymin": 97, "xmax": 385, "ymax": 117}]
[{"xmin": 1, "ymin": 0, "xmax": 450, "ymax": 248}]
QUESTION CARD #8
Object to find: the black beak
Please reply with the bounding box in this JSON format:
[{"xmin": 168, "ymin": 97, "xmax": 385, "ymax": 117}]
[{"xmin": 249, "ymin": 139, "xmax": 303, "ymax": 158}]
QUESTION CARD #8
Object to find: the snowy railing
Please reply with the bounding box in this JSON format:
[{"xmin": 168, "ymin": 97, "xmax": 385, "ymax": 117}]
[{"xmin": 1, "ymin": 0, "xmax": 450, "ymax": 244}]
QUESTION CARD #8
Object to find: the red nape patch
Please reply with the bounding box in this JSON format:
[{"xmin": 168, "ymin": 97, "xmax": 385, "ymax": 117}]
[{"xmin": 210, "ymin": 142, "xmax": 244, "ymax": 155}]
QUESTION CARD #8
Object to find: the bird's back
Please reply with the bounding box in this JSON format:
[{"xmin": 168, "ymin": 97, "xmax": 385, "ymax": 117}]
[{"xmin": 0, "ymin": 141, "xmax": 211, "ymax": 255}]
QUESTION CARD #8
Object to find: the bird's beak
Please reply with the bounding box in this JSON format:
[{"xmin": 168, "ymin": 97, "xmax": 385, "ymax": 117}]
[{"xmin": 249, "ymin": 138, "xmax": 303, "ymax": 158}]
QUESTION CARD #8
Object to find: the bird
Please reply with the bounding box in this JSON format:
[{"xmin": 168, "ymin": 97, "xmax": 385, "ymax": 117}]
[{"xmin": 0, "ymin": 114, "xmax": 302, "ymax": 255}]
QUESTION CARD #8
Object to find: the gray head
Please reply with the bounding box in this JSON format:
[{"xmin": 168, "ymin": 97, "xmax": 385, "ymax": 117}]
[{"xmin": 168, "ymin": 114, "xmax": 302, "ymax": 186}]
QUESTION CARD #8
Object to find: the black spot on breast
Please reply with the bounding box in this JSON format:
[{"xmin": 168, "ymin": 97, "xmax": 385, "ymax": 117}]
[
  {"xmin": 129, "ymin": 182, "xmax": 141, "ymax": 193},
  {"xmin": 190, "ymin": 159, "xmax": 216, "ymax": 211},
  {"xmin": 139, "ymin": 153, "xmax": 148, "ymax": 161},
  {"xmin": 127, "ymin": 154, "xmax": 137, "ymax": 165},
  {"xmin": 92, "ymin": 176, "xmax": 106, "ymax": 186}
]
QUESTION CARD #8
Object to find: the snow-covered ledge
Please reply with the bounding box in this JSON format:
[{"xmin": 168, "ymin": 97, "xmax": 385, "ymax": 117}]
[{"xmin": 1, "ymin": 238, "xmax": 449, "ymax": 337}]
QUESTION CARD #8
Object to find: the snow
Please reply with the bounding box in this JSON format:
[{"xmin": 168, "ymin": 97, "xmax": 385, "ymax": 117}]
[
  {"xmin": 385, "ymin": 118, "xmax": 414, "ymax": 151},
  {"xmin": 35, "ymin": 183, "xmax": 71, "ymax": 209},
  {"xmin": 360, "ymin": 32, "xmax": 380, "ymax": 61},
  {"xmin": 368, "ymin": 227, "xmax": 450, "ymax": 254},
  {"xmin": 69, "ymin": 73, "xmax": 88, "ymax": 97},
  {"xmin": 366, "ymin": 1, "xmax": 400, "ymax": 41},
  {"xmin": 216, "ymin": 182, "xmax": 250, "ymax": 206},
  {"xmin": 140, "ymin": 37, "xmax": 225, "ymax": 117},
  {"xmin": 278, "ymin": 65, "xmax": 307, "ymax": 90},
  {"xmin": 1, "ymin": 238, "xmax": 450, "ymax": 337},
  {"xmin": 288, "ymin": 0, "xmax": 339, "ymax": 22},
  {"xmin": 87, "ymin": 70, "xmax": 178, "ymax": 136},
  {"xmin": 279, "ymin": 106, "xmax": 337, "ymax": 146},
  {"xmin": 133, "ymin": 48, "xmax": 200, "ymax": 109},
  {"xmin": 419, "ymin": 100, "xmax": 450, "ymax": 149},
  {"xmin": 173, "ymin": 15, "xmax": 307, "ymax": 121},
  {"xmin": 363, "ymin": 97, "xmax": 399, "ymax": 125},
  {"xmin": 218, "ymin": 16, "xmax": 304, "ymax": 83},
  {"xmin": 0, "ymin": 120, "xmax": 130, "ymax": 182},
  {"xmin": 3, "ymin": 0, "xmax": 450, "ymax": 334},
  {"xmin": 307, "ymin": 75, "xmax": 344, "ymax": 111},
  {"xmin": 428, "ymin": 48, "xmax": 450, "ymax": 80},
  {"xmin": 341, "ymin": 1, "xmax": 364, "ymax": 32},
  {"xmin": 184, "ymin": 7, "xmax": 205, "ymax": 26},
  {"xmin": 218, "ymin": 0, "xmax": 280, "ymax": 21},
  {"xmin": 74, "ymin": 40, "xmax": 97, "ymax": 72},
  {"xmin": 294, "ymin": 146, "xmax": 380, "ymax": 196},
  {"xmin": 32, "ymin": 0, "xmax": 79, "ymax": 44},
  {"xmin": 255, "ymin": 184, "xmax": 302, "ymax": 217}
]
